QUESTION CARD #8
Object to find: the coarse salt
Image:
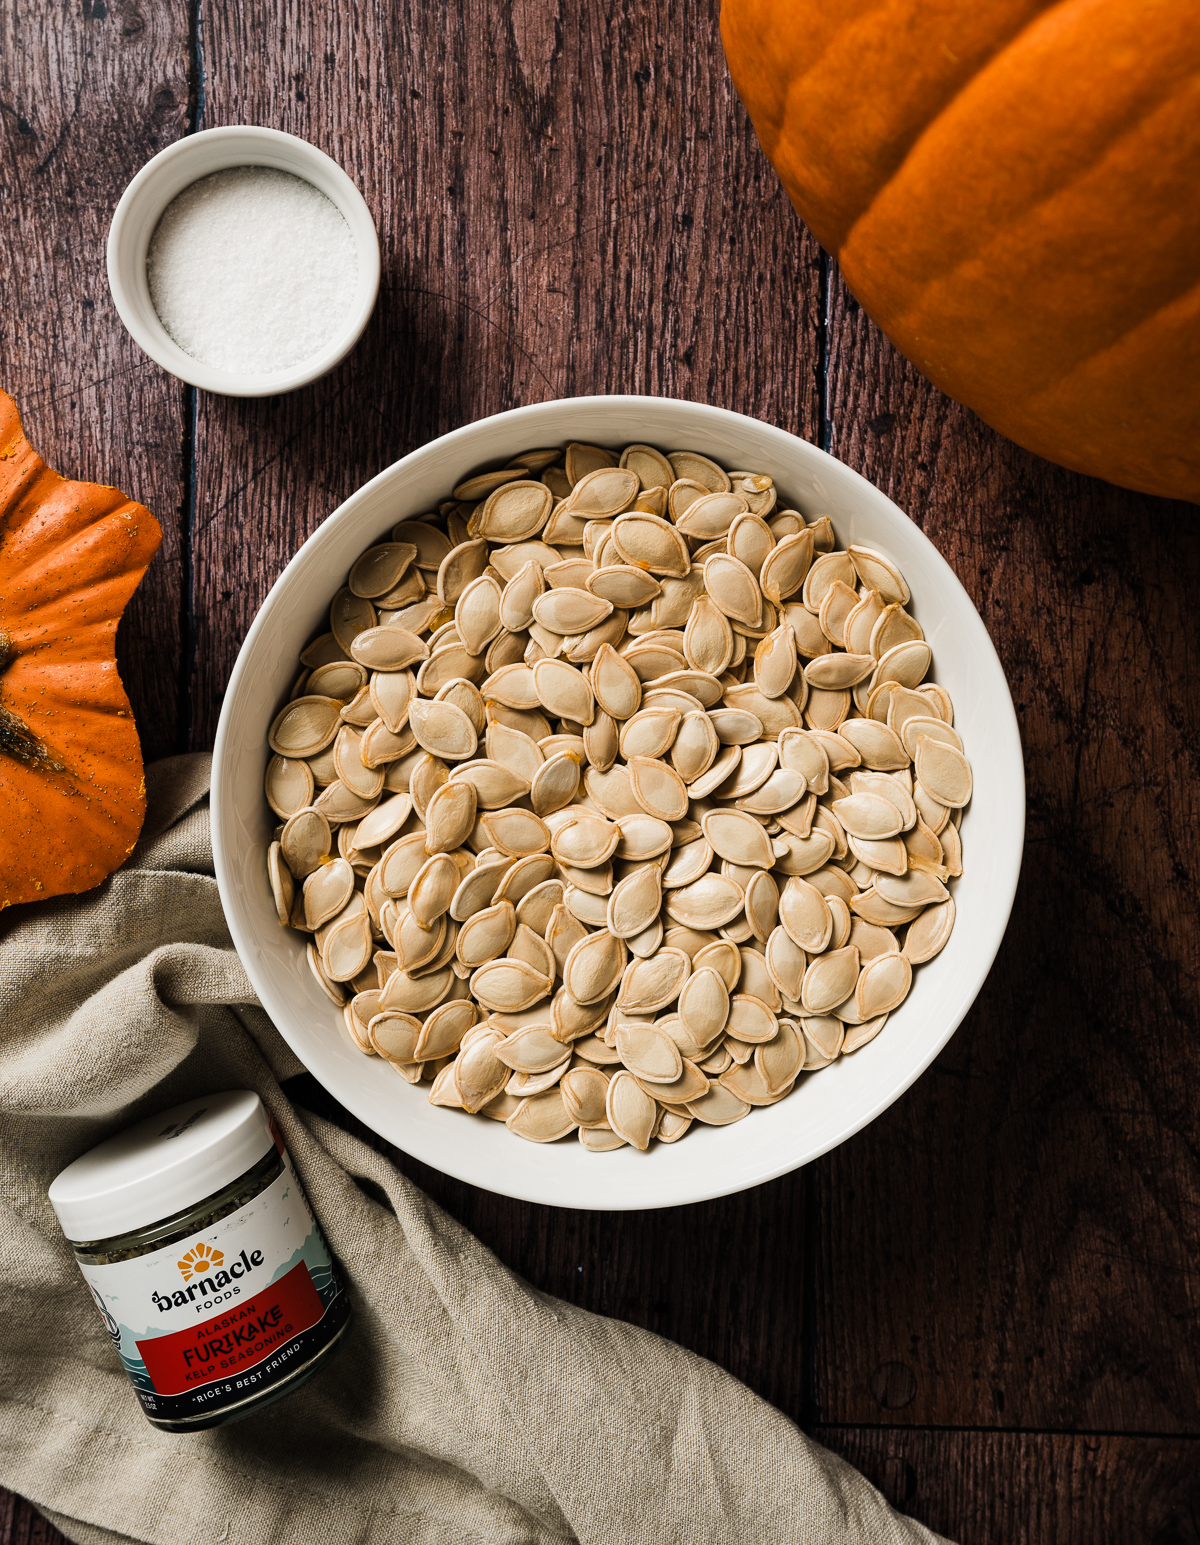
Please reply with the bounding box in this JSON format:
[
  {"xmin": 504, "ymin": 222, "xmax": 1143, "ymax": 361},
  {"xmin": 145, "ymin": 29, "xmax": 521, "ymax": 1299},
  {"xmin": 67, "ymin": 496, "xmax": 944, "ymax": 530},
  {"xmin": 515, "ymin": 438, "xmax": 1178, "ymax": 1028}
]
[{"xmin": 147, "ymin": 165, "xmax": 359, "ymax": 376}]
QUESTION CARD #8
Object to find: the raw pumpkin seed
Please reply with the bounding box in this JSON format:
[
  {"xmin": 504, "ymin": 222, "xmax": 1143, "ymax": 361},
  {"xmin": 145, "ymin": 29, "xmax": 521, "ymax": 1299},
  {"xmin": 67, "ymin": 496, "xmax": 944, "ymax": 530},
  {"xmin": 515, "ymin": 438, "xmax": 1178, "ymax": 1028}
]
[
  {"xmin": 530, "ymin": 752, "xmax": 582, "ymax": 816},
  {"xmin": 627, "ymin": 756, "xmax": 689, "ymax": 821},
  {"xmin": 493, "ymin": 852, "xmax": 555, "ymax": 904},
  {"xmin": 280, "ymin": 807, "xmax": 332, "ymax": 878},
  {"xmin": 591, "ymin": 643, "xmax": 642, "ymax": 720},
  {"xmin": 615, "ymin": 1021, "xmax": 683, "ymax": 1084},
  {"xmin": 607, "ymin": 864, "xmax": 663, "ymax": 938},
  {"xmin": 495, "ymin": 1023, "xmax": 573, "ymax": 1074},
  {"xmin": 589, "ymin": 564, "xmax": 661, "ymax": 609},
  {"xmin": 505, "ymin": 1058, "xmax": 571, "ymax": 1100},
  {"xmin": 510, "ymin": 922, "xmax": 555, "ymax": 979},
  {"xmin": 635, "ymin": 1057, "xmax": 708, "ymax": 1106},
  {"xmin": 579, "ymin": 1124, "xmax": 627, "ymax": 1151},
  {"xmin": 719, "ymin": 1059, "xmax": 781, "ymax": 1106},
  {"xmin": 364, "ymin": 670, "xmax": 410, "ymax": 735},
  {"xmin": 676, "ymin": 490, "xmax": 748, "ymax": 540},
  {"xmin": 801, "ymin": 945, "xmax": 860, "ymax": 1015},
  {"xmin": 505, "ymin": 1087, "xmax": 577, "ymax": 1143},
  {"xmin": 667, "ymin": 451, "xmax": 729, "ymax": 491},
  {"xmin": 726, "ymin": 994, "xmax": 777, "ymax": 1044},
  {"xmin": 560, "ymin": 1065, "xmax": 611, "ymax": 1127},
  {"xmin": 533, "ymin": 656, "xmax": 595, "ymax": 724},
  {"xmin": 451, "ymin": 758, "xmax": 531, "ymax": 809},
  {"xmin": 475, "ymin": 481, "xmax": 553, "ymax": 542},
  {"xmin": 914, "ymin": 736, "xmax": 973, "ymax": 807},
  {"xmin": 801, "ymin": 551, "xmax": 857, "ymax": 613},
  {"xmin": 408, "ymin": 697, "xmax": 478, "ymax": 761},
  {"xmin": 265, "ymin": 756, "xmax": 315, "ymax": 819},
  {"xmin": 759, "ymin": 529, "xmax": 814, "ymax": 605},
  {"xmin": 408, "ymin": 852, "xmax": 460, "ymax": 927},
  {"xmin": 533, "ymin": 586, "xmax": 614, "ymax": 635},
  {"xmin": 664, "ymin": 872, "xmax": 745, "ymax": 930},
  {"xmin": 617, "ymin": 948, "xmax": 691, "ymax": 1013},
  {"xmin": 685, "ymin": 1082, "xmax": 750, "ymax": 1127},
  {"xmin": 456, "ymin": 899, "xmax": 516, "ymax": 968},
  {"xmin": 349, "ymin": 543, "xmax": 417, "ymax": 599},
  {"xmin": 606, "ymin": 1070, "xmax": 658, "ymax": 1150},
  {"xmin": 333, "ymin": 726, "xmax": 385, "ymax": 800},
  {"xmin": 870, "ymin": 638, "xmax": 932, "ymax": 691},
  {"xmin": 322, "ymin": 907, "xmax": 374, "ymax": 983},
  {"xmin": 330, "ymin": 589, "xmax": 376, "ymax": 654},
  {"xmin": 269, "ymin": 696, "xmax": 343, "ymax": 758},
  {"xmin": 848, "ymin": 545, "xmax": 909, "ymax": 605},
  {"xmin": 701, "ymin": 808, "xmax": 775, "ymax": 869},
  {"xmin": 704, "ymin": 554, "xmax": 762, "ymax": 626},
  {"xmin": 351, "ymin": 626, "xmax": 428, "ymax": 672},
  {"xmin": 303, "ymin": 857, "xmax": 355, "ymax": 929},
  {"xmin": 563, "ymin": 928, "xmax": 626, "ymax": 1004},
  {"xmin": 470, "ymin": 958, "xmax": 552, "ymax": 1012},
  {"xmin": 755, "ymin": 1020, "xmax": 803, "ymax": 1094},
  {"xmin": 753, "ymin": 621, "xmax": 797, "ymax": 698},
  {"xmin": 612, "ymin": 513, "xmax": 690, "ymax": 576},
  {"xmin": 818, "ymin": 579, "xmax": 859, "ymax": 647},
  {"xmin": 903, "ymin": 896, "xmax": 955, "ymax": 963},
  {"xmin": 267, "ymin": 842, "xmax": 295, "ymax": 925},
  {"xmin": 299, "ymin": 632, "xmax": 346, "ymax": 669},
  {"xmin": 551, "ymin": 813, "xmax": 620, "ymax": 868},
  {"xmin": 482, "ymin": 807, "xmax": 551, "ymax": 857},
  {"xmin": 394, "ymin": 907, "xmax": 446, "ymax": 972}
]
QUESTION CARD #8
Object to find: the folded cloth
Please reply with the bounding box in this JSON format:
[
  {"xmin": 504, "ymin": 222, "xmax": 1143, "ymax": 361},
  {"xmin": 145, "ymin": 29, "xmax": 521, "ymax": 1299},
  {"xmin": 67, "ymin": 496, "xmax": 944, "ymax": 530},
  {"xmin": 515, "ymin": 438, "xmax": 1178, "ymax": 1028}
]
[{"xmin": 0, "ymin": 754, "xmax": 950, "ymax": 1545}]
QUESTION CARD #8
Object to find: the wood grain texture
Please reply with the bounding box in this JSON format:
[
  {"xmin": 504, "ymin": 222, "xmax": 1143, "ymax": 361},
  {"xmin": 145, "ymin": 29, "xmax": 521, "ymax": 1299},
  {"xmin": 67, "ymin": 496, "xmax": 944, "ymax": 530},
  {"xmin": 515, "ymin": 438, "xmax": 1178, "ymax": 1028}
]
[
  {"xmin": 816, "ymin": 1429, "xmax": 1200, "ymax": 1545},
  {"xmin": 816, "ymin": 270, "xmax": 1200, "ymax": 1433},
  {"xmin": 0, "ymin": 0, "xmax": 189, "ymax": 759},
  {"xmin": 186, "ymin": 0, "xmax": 822, "ymax": 745},
  {"xmin": 0, "ymin": 1492, "xmax": 63, "ymax": 1545}
]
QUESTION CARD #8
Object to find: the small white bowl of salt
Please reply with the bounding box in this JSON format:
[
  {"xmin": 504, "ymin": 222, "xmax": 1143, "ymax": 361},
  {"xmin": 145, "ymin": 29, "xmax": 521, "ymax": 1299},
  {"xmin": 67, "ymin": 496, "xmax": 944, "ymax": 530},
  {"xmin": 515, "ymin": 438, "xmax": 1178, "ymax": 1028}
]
[{"xmin": 107, "ymin": 125, "xmax": 380, "ymax": 397}]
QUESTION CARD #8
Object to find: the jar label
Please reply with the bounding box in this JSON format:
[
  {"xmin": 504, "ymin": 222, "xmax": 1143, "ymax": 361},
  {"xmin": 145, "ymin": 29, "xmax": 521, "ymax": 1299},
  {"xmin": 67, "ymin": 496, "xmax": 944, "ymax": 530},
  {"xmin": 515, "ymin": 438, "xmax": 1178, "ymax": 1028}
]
[{"xmin": 77, "ymin": 1150, "xmax": 349, "ymax": 1424}]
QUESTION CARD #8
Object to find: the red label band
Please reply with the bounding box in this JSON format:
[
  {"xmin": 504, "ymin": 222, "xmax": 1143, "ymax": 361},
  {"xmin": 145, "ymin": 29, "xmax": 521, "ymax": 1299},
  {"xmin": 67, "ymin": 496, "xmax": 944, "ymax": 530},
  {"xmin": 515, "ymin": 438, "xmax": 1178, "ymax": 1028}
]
[{"xmin": 136, "ymin": 1262, "xmax": 325, "ymax": 1397}]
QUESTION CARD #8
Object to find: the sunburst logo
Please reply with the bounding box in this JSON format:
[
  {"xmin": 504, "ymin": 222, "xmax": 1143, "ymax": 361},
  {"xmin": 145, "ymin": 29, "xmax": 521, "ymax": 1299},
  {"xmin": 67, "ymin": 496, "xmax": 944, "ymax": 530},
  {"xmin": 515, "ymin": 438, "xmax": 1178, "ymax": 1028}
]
[{"xmin": 177, "ymin": 1243, "xmax": 224, "ymax": 1282}]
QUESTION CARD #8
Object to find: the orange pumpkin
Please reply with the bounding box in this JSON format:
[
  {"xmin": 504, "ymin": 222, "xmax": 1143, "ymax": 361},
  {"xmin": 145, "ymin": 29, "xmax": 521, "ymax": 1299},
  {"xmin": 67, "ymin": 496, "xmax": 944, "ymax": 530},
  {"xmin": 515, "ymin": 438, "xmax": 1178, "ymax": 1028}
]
[
  {"xmin": 721, "ymin": 0, "xmax": 1200, "ymax": 503},
  {"xmin": 0, "ymin": 390, "xmax": 162, "ymax": 908}
]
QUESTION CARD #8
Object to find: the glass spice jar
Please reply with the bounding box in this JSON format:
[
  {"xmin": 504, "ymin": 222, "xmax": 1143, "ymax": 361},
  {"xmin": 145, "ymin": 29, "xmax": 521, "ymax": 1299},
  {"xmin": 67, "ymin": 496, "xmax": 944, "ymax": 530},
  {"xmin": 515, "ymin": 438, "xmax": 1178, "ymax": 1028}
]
[{"xmin": 48, "ymin": 1090, "xmax": 350, "ymax": 1431}]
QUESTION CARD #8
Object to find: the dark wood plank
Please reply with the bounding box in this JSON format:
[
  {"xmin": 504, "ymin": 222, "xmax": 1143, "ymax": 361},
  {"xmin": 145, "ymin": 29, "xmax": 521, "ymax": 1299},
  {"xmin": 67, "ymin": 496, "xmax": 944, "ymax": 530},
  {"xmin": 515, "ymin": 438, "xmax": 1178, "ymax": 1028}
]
[
  {"xmin": 0, "ymin": 1493, "xmax": 63, "ymax": 1545},
  {"xmin": 0, "ymin": 0, "xmax": 189, "ymax": 759},
  {"xmin": 186, "ymin": 0, "xmax": 823, "ymax": 745},
  {"xmin": 817, "ymin": 1429, "xmax": 1200, "ymax": 1545},
  {"xmin": 816, "ymin": 270, "xmax": 1200, "ymax": 1433}
]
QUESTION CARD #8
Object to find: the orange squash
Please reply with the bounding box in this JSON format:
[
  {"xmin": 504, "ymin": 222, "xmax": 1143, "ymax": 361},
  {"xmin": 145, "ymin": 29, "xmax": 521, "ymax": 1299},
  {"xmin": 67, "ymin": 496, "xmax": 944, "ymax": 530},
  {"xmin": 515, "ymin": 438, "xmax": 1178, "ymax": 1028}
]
[
  {"xmin": 721, "ymin": 0, "xmax": 1200, "ymax": 503},
  {"xmin": 0, "ymin": 390, "xmax": 163, "ymax": 907}
]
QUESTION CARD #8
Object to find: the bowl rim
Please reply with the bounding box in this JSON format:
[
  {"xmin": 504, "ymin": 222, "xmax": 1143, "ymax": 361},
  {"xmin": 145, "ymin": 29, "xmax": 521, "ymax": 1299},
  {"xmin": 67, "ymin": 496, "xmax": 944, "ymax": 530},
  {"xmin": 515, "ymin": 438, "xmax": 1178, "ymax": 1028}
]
[
  {"xmin": 106, "ymin": 124, "xmax": 381, "ymax": 398},
  {"xmin": 211, "ymin": 394, "xmax": 1025, "ymax": 1208}
]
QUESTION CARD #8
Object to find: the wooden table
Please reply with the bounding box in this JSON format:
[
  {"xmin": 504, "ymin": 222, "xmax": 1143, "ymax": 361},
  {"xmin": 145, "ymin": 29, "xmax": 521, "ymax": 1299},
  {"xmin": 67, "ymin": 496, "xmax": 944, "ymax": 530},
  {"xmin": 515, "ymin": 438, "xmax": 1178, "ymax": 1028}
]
[{"xmin": 3, "ymin": 2, "xmax": 1198, "ymax": 1540}]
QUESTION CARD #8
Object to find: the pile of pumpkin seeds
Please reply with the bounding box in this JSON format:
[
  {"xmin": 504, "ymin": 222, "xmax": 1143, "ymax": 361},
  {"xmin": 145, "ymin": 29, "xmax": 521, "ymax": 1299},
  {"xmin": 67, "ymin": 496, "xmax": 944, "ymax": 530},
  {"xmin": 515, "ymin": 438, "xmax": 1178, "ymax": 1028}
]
[{"xmin": 263, "ymin": 442, "xmax": 970, "ymax": 1152}]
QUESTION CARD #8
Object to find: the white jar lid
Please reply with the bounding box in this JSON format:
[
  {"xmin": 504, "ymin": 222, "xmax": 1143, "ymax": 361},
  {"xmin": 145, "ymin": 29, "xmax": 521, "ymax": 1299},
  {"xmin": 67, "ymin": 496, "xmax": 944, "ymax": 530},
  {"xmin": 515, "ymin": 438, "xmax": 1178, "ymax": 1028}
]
[{"xmin": 48, "ymin": 1090, "xmax": 276, "ymax": 1243}]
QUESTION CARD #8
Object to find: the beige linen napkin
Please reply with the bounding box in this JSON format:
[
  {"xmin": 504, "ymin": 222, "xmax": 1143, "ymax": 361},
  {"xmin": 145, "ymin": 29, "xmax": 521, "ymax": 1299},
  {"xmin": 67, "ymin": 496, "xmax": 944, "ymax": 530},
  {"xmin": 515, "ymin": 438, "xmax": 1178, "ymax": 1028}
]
[{"xmin": 0, "ymin": 754, "xmax": 950, "ymax": 1545}]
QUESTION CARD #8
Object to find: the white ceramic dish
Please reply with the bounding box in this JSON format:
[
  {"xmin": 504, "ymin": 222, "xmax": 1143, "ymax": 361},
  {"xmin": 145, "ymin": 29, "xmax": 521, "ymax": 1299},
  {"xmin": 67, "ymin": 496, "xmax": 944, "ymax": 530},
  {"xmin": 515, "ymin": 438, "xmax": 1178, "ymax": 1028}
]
[
  {"xmin": 212, "ymin": 396, "xmax": 1024, "ymax": 1210},
  {"xmin": 107, "ymin": 125, "xmax": 380, "ymax": 397}
]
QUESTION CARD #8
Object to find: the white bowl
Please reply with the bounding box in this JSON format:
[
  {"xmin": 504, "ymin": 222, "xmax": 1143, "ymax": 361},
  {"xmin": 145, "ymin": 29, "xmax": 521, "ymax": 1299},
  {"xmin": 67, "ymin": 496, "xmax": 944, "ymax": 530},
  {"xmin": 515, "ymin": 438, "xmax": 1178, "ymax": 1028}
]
[
  {"xmin": 107, "ymin": 126, "xmax": 380, "ymax": 397},
  {"xmin": 212, "ymin": 396, "xmax": 1024, "ymax": 1210}
]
